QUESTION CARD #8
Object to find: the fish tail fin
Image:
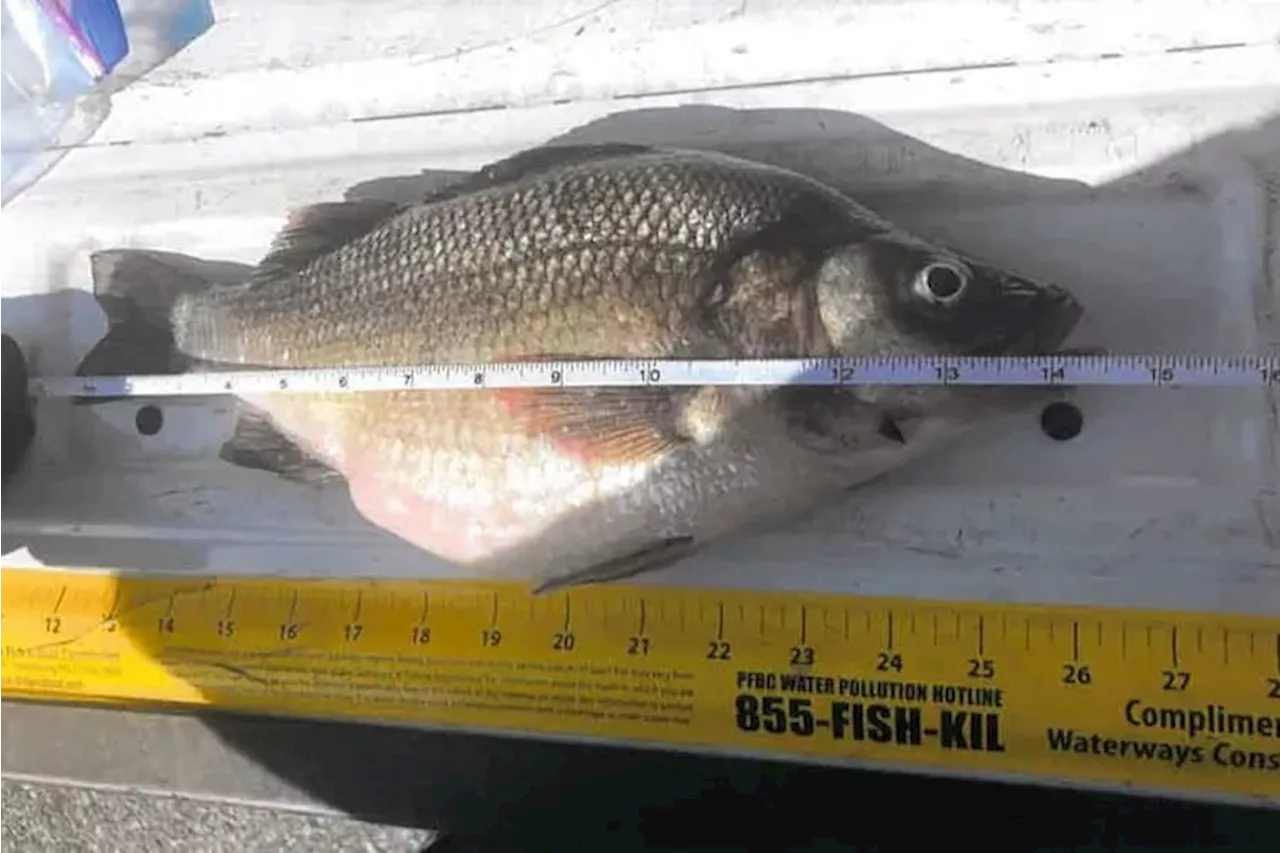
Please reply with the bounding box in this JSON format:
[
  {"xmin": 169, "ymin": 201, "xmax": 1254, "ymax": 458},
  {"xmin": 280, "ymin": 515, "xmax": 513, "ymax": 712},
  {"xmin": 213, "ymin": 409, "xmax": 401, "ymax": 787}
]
[
  {"xmin": 73, "ymin": 248, "xmax": 343, "ymax": 487},
  {"xmin": 73, "ymin": 249, "xmax": 232, "ymax": 404}
]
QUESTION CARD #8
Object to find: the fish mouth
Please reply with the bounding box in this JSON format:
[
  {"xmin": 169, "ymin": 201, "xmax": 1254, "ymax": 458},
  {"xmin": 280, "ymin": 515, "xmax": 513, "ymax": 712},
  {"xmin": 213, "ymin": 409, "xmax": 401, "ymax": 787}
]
[{"xmin": 969, "ymin": 273, "xmax": 1085, "ymax": 357}]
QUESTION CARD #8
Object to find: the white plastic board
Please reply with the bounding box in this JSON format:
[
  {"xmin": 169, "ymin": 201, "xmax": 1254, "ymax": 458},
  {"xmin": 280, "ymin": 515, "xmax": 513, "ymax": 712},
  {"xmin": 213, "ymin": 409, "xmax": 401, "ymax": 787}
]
[{"xmin": 1, "ymin": 0, "xmax": 1278, "ymax": 617}]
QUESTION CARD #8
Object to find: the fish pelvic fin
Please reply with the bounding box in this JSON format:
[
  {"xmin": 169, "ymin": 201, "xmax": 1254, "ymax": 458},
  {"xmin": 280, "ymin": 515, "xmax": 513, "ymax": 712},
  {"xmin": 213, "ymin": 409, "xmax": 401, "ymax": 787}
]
[
  {"xmin": 218, "ymin": 407, "xmax": 344, "ymax": 487},
  {"xmin": 531, "ymin": 536, "xmax": 696, "ymax": 595},
  {"xmin": 73, "ymin": 249, "xmax": 248, "ymax": 405},
  {"xmin": 251, "ymin": 199, "xmax": 406, "ymax": 285}
]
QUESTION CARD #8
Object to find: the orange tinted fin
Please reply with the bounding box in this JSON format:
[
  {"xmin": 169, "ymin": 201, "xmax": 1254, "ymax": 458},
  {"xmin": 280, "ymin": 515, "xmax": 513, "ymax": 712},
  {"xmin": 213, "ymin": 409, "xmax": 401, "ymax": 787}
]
[
  {"xmin": 491, "ymin": 353, "xmax": 692, "ymax": 466},
  {"xmin": 531, "ymin": 536, "xmax": 696, "ymax": 595},
  {"xmin": 497, "ymin": 385, "xmax": 690, "ymax": 466}
]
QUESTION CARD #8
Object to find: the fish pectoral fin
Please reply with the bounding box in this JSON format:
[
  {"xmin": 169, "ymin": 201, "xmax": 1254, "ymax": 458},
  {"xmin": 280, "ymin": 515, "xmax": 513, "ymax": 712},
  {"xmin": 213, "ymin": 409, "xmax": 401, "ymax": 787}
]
[
  {"xmin": 532, "ymin": 537, "xmax": 696, "ymax": 595},
  {"xmin": 423, "ymin": 143, "xmax": 661, "ymax": 204},
  {"xmin": 498, "ymin": 384, "xmax": 694, "ymax": 466},
  {"xmin": 218, "ymin": 408, "xmax": 344, "ymax": 487},
  {"xmin": 252, "ymin": 199, "xmax": 406, "ymax": 284}
]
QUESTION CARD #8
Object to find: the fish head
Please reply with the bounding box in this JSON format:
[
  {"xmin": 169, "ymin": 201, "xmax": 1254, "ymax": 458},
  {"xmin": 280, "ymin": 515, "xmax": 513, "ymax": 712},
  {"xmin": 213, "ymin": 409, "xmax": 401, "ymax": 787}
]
[{"xmin": 805, "ymin": 231, "xmax": 1088, "ymax": 454}]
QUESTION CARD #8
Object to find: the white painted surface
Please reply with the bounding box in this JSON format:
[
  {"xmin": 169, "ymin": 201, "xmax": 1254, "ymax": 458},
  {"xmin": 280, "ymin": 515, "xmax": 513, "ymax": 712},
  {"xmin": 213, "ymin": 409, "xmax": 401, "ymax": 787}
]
[{"xmin": 1, "ymin": 0, "xmax": 1278, "ymax": 614}]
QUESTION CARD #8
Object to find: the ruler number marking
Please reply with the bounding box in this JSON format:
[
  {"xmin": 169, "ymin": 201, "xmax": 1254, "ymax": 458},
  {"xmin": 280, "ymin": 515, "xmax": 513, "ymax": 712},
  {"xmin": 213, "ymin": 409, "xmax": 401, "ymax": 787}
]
[
  {"xmin": 215, "ymin": 590, "xmax": 236, "ymax": 638},
  {"xmin": 876, "ymin": 651, "xmax": 904, "ymax": 673},
  {"xmin": 1266, "ymin": 678, "xmax": 1280, "ymax": 700},
  {"xmin": 1159, "ymin": 624, "xmax": 1191, "ymax": 690},
  {"xmin": 967, "ymin": 658, "xmax": 995, "ymax": 679},
  {"xmin": 628, "ymin": 599, "xmax": 649, "ymax": 656},
  {"xmin": 552, "ymin": 594, "xmax": 575, "ymax": 651},
  {"xmin": 707, "ymin": 602, "xmax": 731, "ymax": 660},
  {"xmin": 279, "ymin": 589, "xmax": 301, "ymax": 641},
  {"xmin": 481, "ymin": 629, "xmax": 502, "ymax": 647},
  {"xmin": 411, "ymin": 593, "xmax": 432, "ymax": 646},
  {"xmin": 1062, "ymin": 663, "xmax": 1092, "ymax": 686},
  {"xmin": 831, "ymin": 365, "xmax": 856, "ymax": 384},
  {"xmin": 789, "ymin": 645, "xmax": 816, "ymax": 666},
  {"xmin": 45, "ymin": 586, "xmax": 67, "ymax": 632},
  {"xmin": 1060, "ymin": 620, "xmax": 1093, "ymax": 685}
]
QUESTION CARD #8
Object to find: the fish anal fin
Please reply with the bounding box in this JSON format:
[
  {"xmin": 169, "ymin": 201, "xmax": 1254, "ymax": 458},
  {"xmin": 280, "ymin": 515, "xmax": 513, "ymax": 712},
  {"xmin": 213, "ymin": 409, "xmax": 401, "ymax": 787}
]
[
  {"xmin": 532, "ymin": 536, "xmax": 696, "ymax": 595},
  {"xmin": 217, "ymin": 409, "xmax": 343, "ymax": 487},
  {"xmin": 252, "ymin": 199, "xmax": 405, "ymax": 283}
]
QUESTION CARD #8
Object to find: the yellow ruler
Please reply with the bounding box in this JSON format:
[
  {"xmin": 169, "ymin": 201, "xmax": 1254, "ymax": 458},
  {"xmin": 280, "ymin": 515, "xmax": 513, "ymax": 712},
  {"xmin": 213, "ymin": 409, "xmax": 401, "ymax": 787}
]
[{"xmin": 2, "ymin": 565, "xmax": 1278, "ymax": 803}]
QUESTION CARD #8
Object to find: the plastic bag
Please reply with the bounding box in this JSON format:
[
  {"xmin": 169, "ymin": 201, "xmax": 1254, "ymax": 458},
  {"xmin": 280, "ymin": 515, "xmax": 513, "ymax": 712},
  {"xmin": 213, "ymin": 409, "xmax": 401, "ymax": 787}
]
[{"xmin": 1, "ymin": 0, "xmax": 214, "ymax": 205}]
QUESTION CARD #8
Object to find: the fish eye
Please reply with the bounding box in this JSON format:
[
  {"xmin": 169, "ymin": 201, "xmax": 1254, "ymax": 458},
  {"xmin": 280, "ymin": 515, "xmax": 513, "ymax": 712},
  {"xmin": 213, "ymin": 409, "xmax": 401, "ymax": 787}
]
[{"xmin": 913, "ymin": 261, "xmax": 969, "ymax": 305}]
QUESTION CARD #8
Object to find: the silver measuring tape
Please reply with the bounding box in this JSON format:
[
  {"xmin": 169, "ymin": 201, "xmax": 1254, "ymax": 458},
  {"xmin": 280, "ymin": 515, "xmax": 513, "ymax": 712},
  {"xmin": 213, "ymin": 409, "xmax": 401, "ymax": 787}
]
[{"xmin": 32, "ymin": 355, "xmax": 1280, "ymax": 398}]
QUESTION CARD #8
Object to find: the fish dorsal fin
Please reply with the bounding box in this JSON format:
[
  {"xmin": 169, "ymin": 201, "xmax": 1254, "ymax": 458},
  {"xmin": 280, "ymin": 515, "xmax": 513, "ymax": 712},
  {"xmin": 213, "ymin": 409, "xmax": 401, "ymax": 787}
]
[
  {"xmin": 252, "ymin": 199, "xmax": 406, "ymax": 283},
  {"xmin": 421, "ymin": 143, "xmax": 663, "ymax": 205}
]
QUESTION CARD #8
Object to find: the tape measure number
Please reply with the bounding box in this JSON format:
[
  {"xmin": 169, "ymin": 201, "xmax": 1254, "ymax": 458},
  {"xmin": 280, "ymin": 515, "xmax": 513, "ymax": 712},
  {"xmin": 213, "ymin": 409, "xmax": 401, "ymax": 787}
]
[
  {"xmin": 2, "ymin": 567, "xmax": 1277, "ymax": 803},
  {"xmin": 36, "ymin": 354, "xmax": 1280, "ymax": 398}
]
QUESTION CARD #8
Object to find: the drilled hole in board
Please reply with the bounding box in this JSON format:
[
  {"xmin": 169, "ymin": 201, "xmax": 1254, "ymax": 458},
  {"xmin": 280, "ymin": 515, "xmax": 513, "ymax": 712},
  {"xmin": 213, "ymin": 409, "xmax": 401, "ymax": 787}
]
[
  {"xmin": 1039, "ymin": 401, "xmax": 1083, "ymax": 442},
  {"xmin": 135, "ymin": 405, "xmax": 164, "ymax": 436}
]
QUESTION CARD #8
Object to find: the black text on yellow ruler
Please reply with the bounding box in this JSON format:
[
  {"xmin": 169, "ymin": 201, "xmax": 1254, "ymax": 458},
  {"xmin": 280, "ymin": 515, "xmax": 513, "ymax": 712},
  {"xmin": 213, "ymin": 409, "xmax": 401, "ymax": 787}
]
[{"xmin": 2, "ymin": 566, "xmax": 1277, "ymax": 803}]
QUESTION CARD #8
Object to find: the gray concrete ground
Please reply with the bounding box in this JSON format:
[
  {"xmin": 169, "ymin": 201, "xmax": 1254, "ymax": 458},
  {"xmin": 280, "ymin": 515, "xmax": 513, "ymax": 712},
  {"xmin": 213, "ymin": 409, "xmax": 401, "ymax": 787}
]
[{"xmin": 2, "ymin": 780, "xmax": 439, "ymax": 852}]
